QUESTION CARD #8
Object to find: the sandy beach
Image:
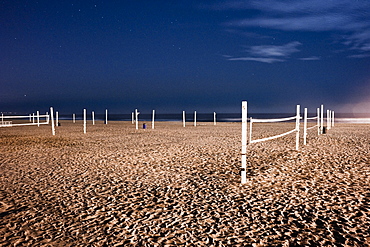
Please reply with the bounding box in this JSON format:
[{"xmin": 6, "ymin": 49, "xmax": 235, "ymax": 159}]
[{"xmin": 0, "ymin": 121, "xmax": 369, "ymax": 246}]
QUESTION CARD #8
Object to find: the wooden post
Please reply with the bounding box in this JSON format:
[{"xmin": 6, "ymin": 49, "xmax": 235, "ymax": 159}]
[
  {"xmin": 37, "ymin": 111, "xmax": 40, "ymax": 127},
  {"xmin": 83, "ymin": 109, "xmax": 86, "ymax": 134},
  {"xmin": 152, "ymin": 110, "xmax": 155, "ymax": 129},
  {"xmin": 50, "ymin": 107, "xmax": 55, "ymax": 136},
  {"xmin": 303, "ymin": 108, "xmax": 307, "ymax": 145},
  {"xmin": 295, "ymin": 105, "xmax": 300, "ymax": 151},
  {"xmin": 194, "ymin": 111, "xmax": 197, "ymax": 127},
  {"xmin": 183, "ymin": 111, "xmax": 185, "ymax": 127},
  {"xmin": 241, "ymin": 101, "xmax": 247, "ymax": 184},
  {"xmin": 2, "ymin": 113, "xmax": 3, "ymax": 126},
  {"xmin": 92, "ymin": 111, "xmax": 95, "ymax": 125}
]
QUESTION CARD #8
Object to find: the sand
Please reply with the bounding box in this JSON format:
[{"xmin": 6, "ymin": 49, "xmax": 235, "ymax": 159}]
[{"xmin": 0, "ymin": 121, "xmax": 369, "ymax": 246}]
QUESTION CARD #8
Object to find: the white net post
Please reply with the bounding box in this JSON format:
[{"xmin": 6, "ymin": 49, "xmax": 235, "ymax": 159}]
[
  {"xmin": 56, "ymin": 111, "xmax": 59, "ymax": 127},
  {"xmin": 332, "ymin": 111, "xmax": 335, "ymax": 127},
  {"xmin": 303, "ymin": 108, "xmax": 307, "ymax": 145},
  {"xmin": 331, "ymin": 110, "xmax": 333, "ymax": 128},
  {"xmin": 152, "ymin": 110, "xmax": 155, "ymax": 129},
  {"xmin": 135, "ymin": 109, "xmax": 139, "ymax": 130},
  {"xmin": 132, "ymin": 112, "xmax": 134, "ymax": 124},
  {"xmin": 320, "ymin": 105, "xmax": 324, "ymax": 134},
  {"xmin": 73, "ymin": 114, "xmax": 76, "ymax": 123},
  {"xmin": 183, "ymin": 111, "xmax": 185, "ymax": 127},
  {"xmin": 241, "ymin": 101, "xmax": 247, "ymax": 184},
  {"xmin": 317, "ymin": 108, "xmax": 320, "ymax": 135},
  {"xmin": 83, "ymin": 109, "xmax": 87, "ymax": 134},
  {"xmin": 50, "ymin": 107, "xmax": 55, "ymax": 136},
  {"xmin": 330, "ymin": 110, "xmax": 333, "ymax": 129},
  {"xmin": 295, "ymin": 105, "xmax": 300, "ymax": 151},
  {"xmin": 105, "ymin": 109, "xmax": 108, "ymax": 125},
  {"xmin": 32, "ymin": 113, "xmax": 35, "ymax": 124},
  {"xmin": 37, "ymin": 111, "xmax": 40, "ymax": 127},
  {"xmin": 214, "ymin": 112, "xmax": 216, "ymax": 125},
  {"xmin": 92, "ymin": 111, "xmax": 95, "ymax": 125},
  {"xmin": 194, "ymin": 111, "xmax": 197, "ymax": 127},
  {"xmin": 29, "ymin": 114, "xmax": 32, "ymax": 122},
  {"xmin": 327, "ymin": 110, "xmax": 330, "ymax": 130},
  {"xmin": 249, "ymin": 117, "xmax": 253, "ymax": 144}
]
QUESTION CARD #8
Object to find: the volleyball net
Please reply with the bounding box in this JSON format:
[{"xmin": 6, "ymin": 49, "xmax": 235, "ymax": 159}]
[
  {"xmin": 1, "ymin": 112, "xmax": 49, "ymax": 127},
  {"xmin": 241, "ymin": 101, "xmax": 333, "ymax": 184}
]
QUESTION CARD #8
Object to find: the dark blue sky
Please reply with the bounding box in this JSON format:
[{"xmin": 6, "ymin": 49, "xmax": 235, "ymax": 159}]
[{"xmin": 1, "ymin": 0, "xmax": 370, "ymax": 114}]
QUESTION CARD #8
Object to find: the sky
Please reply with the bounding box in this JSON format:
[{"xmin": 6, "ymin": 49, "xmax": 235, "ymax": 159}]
[{"xmin": 1, "ymin": 0, "xmax": 370, "ymax": 114}]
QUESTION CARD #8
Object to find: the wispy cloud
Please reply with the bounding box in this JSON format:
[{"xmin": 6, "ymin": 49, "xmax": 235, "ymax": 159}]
[
  {"xmin": 247, "ymin": 41, "xmax": 301, "ymax": 57},
  {"xmin": 228, "ymin": 57, "xmax": 285, "ymax": 63},
  {"xmin": 212, "ymin": 0, "xmax": 370, "ymax": 15},
  {"xmin": 299, "ymin": 56, "xmax": 321, "ymax": 61},
  {"xmin": 227, "ymin": 15, "xmax": 366, "ymax": 32},
  {"xmin": 224, "ymin": 29, "xmax": 271, "ymax": 39},
  {"xmin": 228, "ymin": 41, "xmax": 301, "ymax": 63},
  {"xmin": 348, "ymin": 53, "xmax": 370, "ymax": 59},
  {"xmin": 206, "ymin": 0, "xmax": 370, "ymax": 58}
]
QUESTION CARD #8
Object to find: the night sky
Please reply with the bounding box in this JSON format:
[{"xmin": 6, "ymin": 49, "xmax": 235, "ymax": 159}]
[{"xmin": 1, "ymin": 0, "xmax": 370, "ymax": 114}]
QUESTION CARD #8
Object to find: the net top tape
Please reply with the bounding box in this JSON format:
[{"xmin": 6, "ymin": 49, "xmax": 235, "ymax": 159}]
[
  {"xmin": 251, "ymin": 115, "xmax": 300, "ymax": 123},
  {"xmin": 2, "ymin": 115, "xmax": 49, "ymax": 119}
]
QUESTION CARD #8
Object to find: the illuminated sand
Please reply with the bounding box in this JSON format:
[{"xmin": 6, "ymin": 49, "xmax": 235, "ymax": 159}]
[{"xmin": 1, "ymin": 121, "xmax": 369, "ymax": 246}]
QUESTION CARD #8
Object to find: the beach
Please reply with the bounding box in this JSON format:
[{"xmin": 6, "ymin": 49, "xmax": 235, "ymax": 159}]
[{"xmin": 0, "ymin": 121, "xmax": 369, "ymax": 246}]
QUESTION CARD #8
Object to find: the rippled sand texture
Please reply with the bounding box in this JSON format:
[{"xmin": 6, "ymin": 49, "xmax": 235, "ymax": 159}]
[{"xmin": 1, "ymin": 121, "xmax": 369, "ymax": 246}]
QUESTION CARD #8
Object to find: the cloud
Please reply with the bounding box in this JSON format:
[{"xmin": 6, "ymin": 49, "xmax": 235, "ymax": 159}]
[
  {"xmin": 228, "ymin": 41, "xmax": 301, "ymax": 63},
  {"xmin": 227, "ymin": 15, "xmax": 366, "ymax": 32},
  {"xmin": 208, "ymin": 0, "xmax": 370, "ymax": 16},
  {"xmin": 299, "ymin": 56, "xmax": 321, "ymax": 61},
  {"xmin": 348, "ymin": 53, "xmax": 370, "ymax": 59},
  {"xmin": 209, "ymin": 0, "xmax": 370, "ymax": 57},
  {"xmin": 228, "ymin": 57, "xmax": 285, "ymax": 63},
  {"xmin": 247, "ymin": 41, "xmax": 301, "ymax": 57},
  {"xmin": 345, "ymin": 30, "xmax": 370, "ymax": 52},
  {"xmin": 224, "ymin": 29, "xmax": 271, "ymax": 39},
  {"xmin": 225, "ymin": 0, "xmax": 370, "ymax": 15}
]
